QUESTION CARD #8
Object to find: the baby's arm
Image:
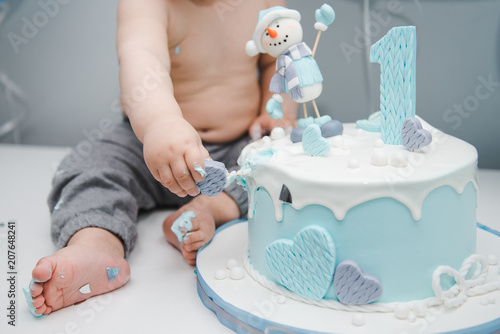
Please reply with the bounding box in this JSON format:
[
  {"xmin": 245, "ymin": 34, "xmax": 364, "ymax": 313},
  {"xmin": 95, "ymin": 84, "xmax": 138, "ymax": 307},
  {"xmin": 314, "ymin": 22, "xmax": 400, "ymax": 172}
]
[
  {"xmin": 249, "ymin": 53, "xmax": 298, "ymax": 140},
  {"xmin": 117, "ymin": 0, "xmax": 208, "ymax": 197}
]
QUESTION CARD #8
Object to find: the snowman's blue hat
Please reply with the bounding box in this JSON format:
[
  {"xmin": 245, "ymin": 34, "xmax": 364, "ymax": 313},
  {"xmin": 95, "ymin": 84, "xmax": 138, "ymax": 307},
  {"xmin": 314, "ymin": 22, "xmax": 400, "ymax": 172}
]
[{"xmin": 246, "ymin": 6, "xmax": 301, "ymax": 56}]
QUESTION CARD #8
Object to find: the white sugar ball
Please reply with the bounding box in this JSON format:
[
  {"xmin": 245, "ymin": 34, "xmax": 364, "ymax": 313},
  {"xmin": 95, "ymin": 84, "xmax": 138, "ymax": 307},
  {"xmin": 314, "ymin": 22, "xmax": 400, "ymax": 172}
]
[
  {"xmin": 480, "ymin": 297, "xmax": 490, "ymax": 306},
  {"xmin": 374, "ymin": 139, "xmax": 385, "ymax": 148},
  {"xmin": 331, "ymin": 136, "xmax": 343, "ymax": 148},
  {"xmin": 230, "ymin": 266, "xmax": 245, "ymax": 280},
  {"xmin": 488, "ymin": 296, "xmax": 496, "ymax": 305},
  {"xmin": 391, "ymin": 151, "xmax": 409, "ymax": 168},
  {"xmin": 413, "ymin": 302, "xmax": 428, "ymax": 317},
  {"xmin": 408, "ymin": 313, "xmax": 417, "ymax": 323},
  {"xmin": 261, "ymin": 136, "xmax": 272, "ymax": 145},
  {"xmin": 226, "ymin": 258, "xmax": 239, "ymax": 269},
  {"xmin": 215, "ymin": 269, "xmax": 227, "ymax": 280},
  {"xmin": 275, "ymin": 295, "xmax": 287, "ymax": 304},
  {"xmin": 348, "ymin": 159, "xmax": 360, "ymax": 169},
  {"xmin": 271, "ymin": 127, "xmax": 286, "ymax": 140},
  {"xmin": 356, "ymin": 129, "xmax": 365, "ymax": 137},
  {"xmin": 487, "ymin": 255, "xmax": 498, "ymax": 266},
  {"xmin": 352, "ymin": 314, "xmax": 365, "ymax": 327},
  {"xmin": 394, "ymin": 303, "xmax": 410, "ymax": 319},
  {"xmin": 372, "ymin": 150, "xmax": 389, "ymax": 166}
]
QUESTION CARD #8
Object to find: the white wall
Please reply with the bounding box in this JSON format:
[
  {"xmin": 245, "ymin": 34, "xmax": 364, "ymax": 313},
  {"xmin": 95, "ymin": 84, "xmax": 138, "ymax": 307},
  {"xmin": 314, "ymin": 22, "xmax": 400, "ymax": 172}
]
[{"xmin": 1, "ymin": 0, "xmax": 499, "ymax": 168}]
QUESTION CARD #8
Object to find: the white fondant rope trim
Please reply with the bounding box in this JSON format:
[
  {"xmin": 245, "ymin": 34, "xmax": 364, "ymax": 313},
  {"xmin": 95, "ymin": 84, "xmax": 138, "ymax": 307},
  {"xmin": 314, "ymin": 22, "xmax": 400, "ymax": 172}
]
[
  {"xmin": 243, "ymin": 249, "xmax": 500, "ymax": 314},
  {"xmin": 242, "ymin": 248, "xmax": 432, "ymax": 313},
  {"xmin": 432, "ymin": 254, "xmax": 500, "ymax": 307}
]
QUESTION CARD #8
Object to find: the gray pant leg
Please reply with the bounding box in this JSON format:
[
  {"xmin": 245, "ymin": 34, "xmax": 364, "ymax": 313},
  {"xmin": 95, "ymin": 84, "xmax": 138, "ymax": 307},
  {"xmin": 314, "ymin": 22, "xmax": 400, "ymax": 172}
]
[
  {"xmin": 204, "ymin": 135, "xmax": 251, "ymax": 218},
  {"xmin": 48, "ymin": 121, "xmax": 189, "ymax": 257}
]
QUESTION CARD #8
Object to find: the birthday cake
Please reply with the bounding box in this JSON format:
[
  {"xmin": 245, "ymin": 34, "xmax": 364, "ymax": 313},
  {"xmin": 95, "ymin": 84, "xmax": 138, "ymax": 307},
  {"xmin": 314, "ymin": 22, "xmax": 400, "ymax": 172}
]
[
  {"xmin": 196, "ymin": 4, "xmax": 500, "ymax": 334},
  {"xmin": 238, "ymin": 119, "xmax": 479, "ymax": 304}
]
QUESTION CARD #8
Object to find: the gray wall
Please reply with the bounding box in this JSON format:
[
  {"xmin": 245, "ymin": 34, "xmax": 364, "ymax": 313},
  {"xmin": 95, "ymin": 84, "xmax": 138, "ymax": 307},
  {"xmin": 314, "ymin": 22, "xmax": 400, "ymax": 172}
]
[{"xmin": 1, "ymin": 0, "xmax": 499, "ymax": 168}]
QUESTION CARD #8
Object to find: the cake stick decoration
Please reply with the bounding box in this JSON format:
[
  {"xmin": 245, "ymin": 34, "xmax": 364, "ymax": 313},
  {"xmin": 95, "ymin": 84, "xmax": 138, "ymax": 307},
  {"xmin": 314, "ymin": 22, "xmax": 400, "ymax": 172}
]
[{"xmin": 246, "ymin": 4, "xmax": 342, "ymax": 155}]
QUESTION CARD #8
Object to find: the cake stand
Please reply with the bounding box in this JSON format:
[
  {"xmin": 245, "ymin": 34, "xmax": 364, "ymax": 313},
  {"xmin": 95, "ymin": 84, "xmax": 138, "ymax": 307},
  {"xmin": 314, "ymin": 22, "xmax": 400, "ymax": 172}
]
[{"xmin": 196, "ymin": 221, "xmax": 500, "ymax": 334}]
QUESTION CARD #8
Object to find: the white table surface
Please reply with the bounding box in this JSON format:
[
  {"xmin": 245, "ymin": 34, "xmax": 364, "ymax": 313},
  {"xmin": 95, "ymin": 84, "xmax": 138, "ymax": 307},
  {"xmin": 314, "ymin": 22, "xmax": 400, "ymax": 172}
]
[{"xmin": 0, "ymin": 144, "xmax": 499, "ymax": 334}]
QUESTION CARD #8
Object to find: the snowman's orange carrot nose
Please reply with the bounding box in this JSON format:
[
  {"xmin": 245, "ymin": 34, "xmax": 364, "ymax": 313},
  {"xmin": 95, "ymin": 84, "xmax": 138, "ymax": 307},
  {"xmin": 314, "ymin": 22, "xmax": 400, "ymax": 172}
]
[{"xmin": 267, "ymin": 27, "xmax": 278, "ymax": 38}]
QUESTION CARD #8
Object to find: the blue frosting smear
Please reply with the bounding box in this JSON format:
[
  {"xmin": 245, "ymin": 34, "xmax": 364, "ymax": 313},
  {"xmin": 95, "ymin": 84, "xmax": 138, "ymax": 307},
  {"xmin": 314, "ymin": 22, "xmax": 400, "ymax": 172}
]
[
  {"xmin": 241, "ymin": 149, "xmax": 275, "ymax": 171},
  {"xmin": 171, "ymin": 211, "xmax": 195, "ymax": 242},
  {"xmin": 356, "ymin": 111, "xmax": 382, "ymax": 132},
  {"xmin": 23, "ymin": 286, "xmax": 46, "ymax": 318},
  {"xmin": 194, "ymin": 163, "xmax": 207, "ymax": 177},
  {"xmin": 106, "ymin": 267, "xmax": 120, "ymax": 282}
]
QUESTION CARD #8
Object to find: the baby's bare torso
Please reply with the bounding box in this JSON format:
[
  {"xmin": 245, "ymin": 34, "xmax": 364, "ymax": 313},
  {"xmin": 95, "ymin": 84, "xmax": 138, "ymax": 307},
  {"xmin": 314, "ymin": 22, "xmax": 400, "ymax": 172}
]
[{"xmin": 167, "ymin": 0, "xmax": 268, "ymax": 143}]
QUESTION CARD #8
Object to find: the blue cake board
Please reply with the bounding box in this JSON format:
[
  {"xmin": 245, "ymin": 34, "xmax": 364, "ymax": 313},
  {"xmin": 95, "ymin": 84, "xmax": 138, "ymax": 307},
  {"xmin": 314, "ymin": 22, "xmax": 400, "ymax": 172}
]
[{"xmin": 196, "ymin": 221, "xmax": 500, "ymax": 334}]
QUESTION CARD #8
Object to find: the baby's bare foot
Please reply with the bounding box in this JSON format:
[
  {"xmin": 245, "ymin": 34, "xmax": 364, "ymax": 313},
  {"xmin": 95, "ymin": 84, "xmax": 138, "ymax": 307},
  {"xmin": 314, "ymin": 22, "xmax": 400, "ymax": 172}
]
[
  {"xmin": 163, "ymin": 197, "xmax": 216, "ymax": 265},
  {"xmin": 27, "ymin": 228, "xmax": 130, "ymax": 316}
]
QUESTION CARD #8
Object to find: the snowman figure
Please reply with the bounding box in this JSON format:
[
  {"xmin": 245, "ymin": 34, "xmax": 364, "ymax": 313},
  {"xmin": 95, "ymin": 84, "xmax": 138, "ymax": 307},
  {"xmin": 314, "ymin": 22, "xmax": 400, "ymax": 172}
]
[{"xmin": 246, "ymin": 4, "xmax": 342, "ymax": 152}]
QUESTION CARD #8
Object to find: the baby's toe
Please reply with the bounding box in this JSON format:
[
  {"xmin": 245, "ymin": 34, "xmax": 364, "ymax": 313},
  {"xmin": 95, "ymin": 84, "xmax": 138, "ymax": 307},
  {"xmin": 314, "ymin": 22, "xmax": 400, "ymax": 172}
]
[
  {"xmin": 181, "ymin": 249, "xmax": 198, "ymax": 266},
  {"xmin": 29, "ymin": 280, "xmax": 44, "ymax": 297},
  {"xmin": 32, "ymin": 258, "xmax": 54, "ymax": 282},
  {"xmin": 183, "ymin": 231, "xmax": 210, "ymax": 252},
  {"xmin": 35, "ymin": 303, "xmax": 47, "ymax": 315},
  {"xmin": 31, "ymin": 294, "xmax": 45, "ymax": 308}
]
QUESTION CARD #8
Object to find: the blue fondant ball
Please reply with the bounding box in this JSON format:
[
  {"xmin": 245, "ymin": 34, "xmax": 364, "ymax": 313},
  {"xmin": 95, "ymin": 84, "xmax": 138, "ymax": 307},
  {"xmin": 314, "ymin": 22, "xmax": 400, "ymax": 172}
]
[
  {"xmin": 290, "ymin": 127, "xmax": 305, "ymax": 143},
  {"xmin": 321, "ymin": 120, "xmax": 343, "ymax": 138}
]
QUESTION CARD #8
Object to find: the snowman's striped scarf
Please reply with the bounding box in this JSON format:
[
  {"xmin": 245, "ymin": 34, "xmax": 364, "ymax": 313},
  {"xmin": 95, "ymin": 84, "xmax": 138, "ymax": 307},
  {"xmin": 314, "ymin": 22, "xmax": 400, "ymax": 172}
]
[{"xmin": 269, "ymin": 42, "xmax": 312, "ymax": 101}]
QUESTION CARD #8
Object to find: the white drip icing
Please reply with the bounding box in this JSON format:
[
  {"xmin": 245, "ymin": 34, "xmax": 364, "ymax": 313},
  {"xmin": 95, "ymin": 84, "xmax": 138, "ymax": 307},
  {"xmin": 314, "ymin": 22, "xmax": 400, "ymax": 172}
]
[{"xmin": 238, "ymin": 122, "xmax": 478, "ymax": 222}]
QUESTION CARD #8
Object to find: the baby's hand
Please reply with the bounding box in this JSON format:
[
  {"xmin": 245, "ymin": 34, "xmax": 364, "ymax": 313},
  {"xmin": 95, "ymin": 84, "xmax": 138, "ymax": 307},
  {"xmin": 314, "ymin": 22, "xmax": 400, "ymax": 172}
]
[
  {"xmin": 249, "ymin": 110, "xmax": 296, "ymax": 141},
  {"xmin": 142, "ymin": 116, "xmax": 210, "ymax": 197}
]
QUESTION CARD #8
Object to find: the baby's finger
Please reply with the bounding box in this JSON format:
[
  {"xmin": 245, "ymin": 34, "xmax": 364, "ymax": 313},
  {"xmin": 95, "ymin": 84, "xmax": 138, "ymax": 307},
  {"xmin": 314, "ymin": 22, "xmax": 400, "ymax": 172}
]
[
  {"xmin": 159, "ymin": 166, "xmax": 188, "ymax": 197},
  {"xmin": 185, "ymin": 150, "xmax": 206, "ymax": 183},
  {"xmin": 171, "ymin": 160, "xmax": 200, "ymax": 197}
]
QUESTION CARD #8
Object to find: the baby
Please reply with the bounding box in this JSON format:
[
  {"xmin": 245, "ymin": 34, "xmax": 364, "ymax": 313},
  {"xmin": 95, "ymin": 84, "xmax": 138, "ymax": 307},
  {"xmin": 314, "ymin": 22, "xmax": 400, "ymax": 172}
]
[{"xmin": 26, "ymin": 0, "xmax": 297, "ymax": 316}]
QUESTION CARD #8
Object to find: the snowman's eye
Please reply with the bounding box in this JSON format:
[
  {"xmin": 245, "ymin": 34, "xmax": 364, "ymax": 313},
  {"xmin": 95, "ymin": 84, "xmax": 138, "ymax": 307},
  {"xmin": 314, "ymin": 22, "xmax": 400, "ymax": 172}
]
[
  {"xmin": 266, "ymin": 32, "xmax": 269, "ymax": 36},
  {"xmin": 277, "ymin": 25, "xmax": 280, "ymax": 28}
]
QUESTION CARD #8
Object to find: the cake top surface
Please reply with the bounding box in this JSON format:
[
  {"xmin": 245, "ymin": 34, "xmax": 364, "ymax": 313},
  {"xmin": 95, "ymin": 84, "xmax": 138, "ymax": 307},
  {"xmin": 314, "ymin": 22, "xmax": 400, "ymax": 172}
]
[{"xmin": 238, "ymin": 120, "xmax": 477, "ymax": 221}]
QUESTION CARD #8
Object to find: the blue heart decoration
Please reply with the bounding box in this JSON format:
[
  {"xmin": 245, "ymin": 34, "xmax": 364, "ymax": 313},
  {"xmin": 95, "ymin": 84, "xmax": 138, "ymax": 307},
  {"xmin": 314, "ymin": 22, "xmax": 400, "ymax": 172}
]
[
  {"xmin": 333, "ymin": 260, "xmax": 383, "ymax": 305},
  {"xmin": 196, "ymin": 160, "xmax": 227, "ymax": 197},
  {"xmin": 401, "ymin": 118, "xmax": 432, "ymax": 150},
  {"xmin": 302, "ymin": 124, "xmax": 330, "ymax": 156},
  {"xmin": 265, "ymin": 226, "xmax": 336, "ymax": 300},
  {"xmin": 315, "ymin": 4, "xmax": 335, "ymax": 27}
]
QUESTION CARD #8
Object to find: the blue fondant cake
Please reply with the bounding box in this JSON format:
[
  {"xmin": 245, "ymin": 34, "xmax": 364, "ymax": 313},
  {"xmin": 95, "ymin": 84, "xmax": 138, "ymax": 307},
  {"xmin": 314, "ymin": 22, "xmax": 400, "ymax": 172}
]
[{"xmin": 237, "ymin": 121, "xmax": 478, "ymax": 304}]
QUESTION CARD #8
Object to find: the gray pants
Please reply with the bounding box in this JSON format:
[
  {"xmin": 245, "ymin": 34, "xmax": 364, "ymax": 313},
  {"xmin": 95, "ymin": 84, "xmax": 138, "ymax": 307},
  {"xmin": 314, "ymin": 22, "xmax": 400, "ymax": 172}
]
[{"xmin": 47, "ymin": 120, "xmax": 250, "ymax": 257}]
